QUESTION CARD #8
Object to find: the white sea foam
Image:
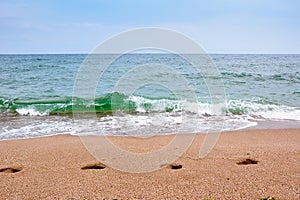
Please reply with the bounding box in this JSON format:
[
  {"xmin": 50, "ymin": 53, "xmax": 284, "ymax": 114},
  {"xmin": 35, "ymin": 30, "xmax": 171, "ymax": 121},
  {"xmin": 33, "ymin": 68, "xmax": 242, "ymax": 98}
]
[
  {"xmin": 2, "ymin": 96, "xmax": 300, "ymax": 140},
  {"xmin": 16, "ymin": 107, "xmax": 48, "ymax": 116},
  {"xmin": 129, "ymin": 96, "xmax": 300, "ymax": 121},
  {"xmin": 0, "ymin": 118, "xmax": 74, "ymax": 140},
  {"xmin": 227, "ymin": 99, "xmax": 300, "ymax": 120}
]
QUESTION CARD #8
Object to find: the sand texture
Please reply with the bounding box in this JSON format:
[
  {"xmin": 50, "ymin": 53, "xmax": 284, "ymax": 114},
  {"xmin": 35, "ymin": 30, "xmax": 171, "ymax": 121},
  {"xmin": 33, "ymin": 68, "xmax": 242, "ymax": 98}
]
[{"xmin": 0, "ymin": 129, "xmax": 299, "ymax": 199}]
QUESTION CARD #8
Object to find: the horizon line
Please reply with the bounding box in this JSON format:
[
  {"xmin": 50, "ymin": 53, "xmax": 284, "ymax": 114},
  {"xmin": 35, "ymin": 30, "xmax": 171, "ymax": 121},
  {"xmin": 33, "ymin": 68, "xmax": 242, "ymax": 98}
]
[{"xmin": 1, "ymin": 52, "xmax": 300, "ymax": 55}]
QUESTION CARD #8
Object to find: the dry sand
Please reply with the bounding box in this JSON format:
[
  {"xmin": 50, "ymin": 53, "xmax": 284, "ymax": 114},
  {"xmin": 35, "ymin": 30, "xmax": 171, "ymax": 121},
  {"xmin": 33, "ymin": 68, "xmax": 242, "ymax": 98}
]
[{"xmin": 0, "ymin": 129, "xmax": 299, "ymax": 199}]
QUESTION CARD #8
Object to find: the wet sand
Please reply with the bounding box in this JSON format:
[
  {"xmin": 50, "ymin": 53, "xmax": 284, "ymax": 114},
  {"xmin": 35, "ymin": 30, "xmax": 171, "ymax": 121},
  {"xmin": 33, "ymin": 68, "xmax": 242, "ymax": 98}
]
[{"xmin": 0, "ymin": 129, "xmax": 299, "ymax": 199}]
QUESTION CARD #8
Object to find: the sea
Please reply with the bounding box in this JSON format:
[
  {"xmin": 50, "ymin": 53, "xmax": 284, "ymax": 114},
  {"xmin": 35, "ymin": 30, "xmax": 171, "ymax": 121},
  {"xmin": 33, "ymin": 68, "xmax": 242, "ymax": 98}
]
[{"xmin": 1, "ymin": 54, "xmax": 300, "ymax": 140}]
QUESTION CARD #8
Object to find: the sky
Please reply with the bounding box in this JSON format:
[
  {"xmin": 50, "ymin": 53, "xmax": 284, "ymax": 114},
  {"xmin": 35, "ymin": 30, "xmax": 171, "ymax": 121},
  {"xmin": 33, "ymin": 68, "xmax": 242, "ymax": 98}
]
[{"xmin": 0, "ymin": 0, "xmax": 299, "ymax": 54}]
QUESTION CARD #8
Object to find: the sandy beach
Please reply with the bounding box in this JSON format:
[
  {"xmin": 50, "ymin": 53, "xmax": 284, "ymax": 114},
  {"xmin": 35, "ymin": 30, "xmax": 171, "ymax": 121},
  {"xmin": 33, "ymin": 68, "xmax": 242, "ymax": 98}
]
[{"xmin": 0, "ymin": 129, "xmax": 299, "ymax": 199}]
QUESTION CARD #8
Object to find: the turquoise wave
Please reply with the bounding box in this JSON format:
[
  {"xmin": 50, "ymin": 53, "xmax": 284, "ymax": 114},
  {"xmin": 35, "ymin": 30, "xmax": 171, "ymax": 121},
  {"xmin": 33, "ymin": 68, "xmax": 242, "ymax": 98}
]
[
  {"xmin": 1, "ymin": 93, "xmax": 300, "ymax": 121},
  {"xmin": 0, "ymin": 93, "xmax": 179, "ymax": 116}
]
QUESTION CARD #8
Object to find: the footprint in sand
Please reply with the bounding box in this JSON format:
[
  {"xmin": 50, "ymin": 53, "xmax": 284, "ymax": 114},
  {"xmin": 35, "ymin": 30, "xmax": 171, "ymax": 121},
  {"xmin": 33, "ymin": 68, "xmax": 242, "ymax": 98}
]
[
  {"xmin": 81, "ymin": 163, "xmax": 106, "ymax": 170},
  {"xmin": 236, "ymin": 158, "xmax": 258, "ymax": 165},
  {"xmin": 0, "ymin": 167, "xmax": 22, "ymax": 173},
  {"xmin": 168, "ymin": 163, "xmax": 183, "ymax": 170}
]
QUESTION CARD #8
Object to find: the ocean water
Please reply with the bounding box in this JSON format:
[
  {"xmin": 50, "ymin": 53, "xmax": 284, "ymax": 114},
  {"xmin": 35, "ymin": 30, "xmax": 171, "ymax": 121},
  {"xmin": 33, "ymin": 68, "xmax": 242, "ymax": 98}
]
[{"xmin": 0, "ymin": 54, "xmax": 300, "ymax": 140}]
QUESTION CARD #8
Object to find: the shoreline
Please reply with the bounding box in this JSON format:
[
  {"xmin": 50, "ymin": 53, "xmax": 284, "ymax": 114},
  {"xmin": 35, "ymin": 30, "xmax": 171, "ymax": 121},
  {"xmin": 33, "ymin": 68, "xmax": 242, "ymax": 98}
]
[
  {"xmin": 0, "ymin": 128, "xmax": 299, "ymax": 199},
  {"xmin": 2, "ymin": 119, "xmax": 300, "ymax": 141}
]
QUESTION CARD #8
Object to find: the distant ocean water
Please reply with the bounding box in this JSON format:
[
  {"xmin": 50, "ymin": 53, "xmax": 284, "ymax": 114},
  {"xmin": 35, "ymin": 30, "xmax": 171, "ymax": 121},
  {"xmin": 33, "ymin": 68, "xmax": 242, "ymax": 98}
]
[{"xmin": 1, "ymin": 54, "xmax": 300, "ymax": 140}]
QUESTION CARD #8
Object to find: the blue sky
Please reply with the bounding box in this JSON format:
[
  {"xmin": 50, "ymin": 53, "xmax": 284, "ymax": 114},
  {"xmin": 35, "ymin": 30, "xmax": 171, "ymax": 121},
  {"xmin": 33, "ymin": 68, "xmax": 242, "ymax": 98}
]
[{"xmin": 0, "ymin": 0, "xmax": 299, "ymax": 54}]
